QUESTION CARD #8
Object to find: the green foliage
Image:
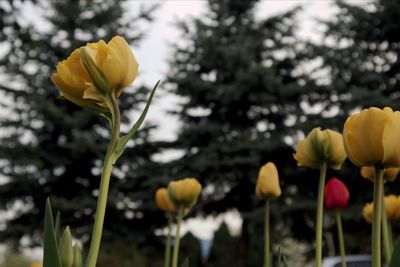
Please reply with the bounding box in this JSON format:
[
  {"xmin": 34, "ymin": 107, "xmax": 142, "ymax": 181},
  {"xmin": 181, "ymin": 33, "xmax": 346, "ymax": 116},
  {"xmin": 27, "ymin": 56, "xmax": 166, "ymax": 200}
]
[
  {"xmin": 389, "ymin": 239, "xmax": 400, "ymax": 267},
  {"xmin": 44, "ymin": 199, "xmax": 62, "ymax": 267}
]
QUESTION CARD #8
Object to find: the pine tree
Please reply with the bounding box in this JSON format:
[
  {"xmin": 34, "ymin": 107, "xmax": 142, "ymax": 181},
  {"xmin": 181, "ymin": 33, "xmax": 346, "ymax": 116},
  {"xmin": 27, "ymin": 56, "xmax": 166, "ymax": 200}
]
[
  {"xmin": 164, "ymin": 0, "xmax": 323, "ymax": 265},
  {"xmin": 0, "ymin": 0, "xmax": 161, "ymax": 253}
]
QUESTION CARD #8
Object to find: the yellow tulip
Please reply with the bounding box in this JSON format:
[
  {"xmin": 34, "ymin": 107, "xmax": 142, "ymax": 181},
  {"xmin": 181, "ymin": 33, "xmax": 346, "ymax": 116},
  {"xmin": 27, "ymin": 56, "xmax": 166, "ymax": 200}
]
[
  {"xmin": 384, "ymin": 194, "xmax": 399, "ymax": 220},
  {"xmin": 30, "ymin": 263, "xmax": 42, "ymax": 267},
  {"xmin": 294, "ymin": 127, "xmax": 346, "ymax": 170},
  {"xmin": 360, "ymin": 166, "xmax": 400, "ymax": 182},
  {"xmin": 343, "ymin": 107, "xmax": 400, "ymax": 168},
  {"xmin": 363, "ymin": 195, "xmax": 400, "ymax": 224},
  {"xmin": 155, "ymin": 188, "xmax": 176, "ymax": 213},
  {"xmin": 51, "ymin": 36, "xmax": 138, "ymax": 111},
  {"xmin": 256, "ymin": 162, "xmax": 281, "ymax": 199},
  {"xmin": 167, "ymin": 178, "xmax": 202, "ymax": 208},
  {"xmin": 363, "ymin": 202, "xmax": 373, "ymax": 224}
]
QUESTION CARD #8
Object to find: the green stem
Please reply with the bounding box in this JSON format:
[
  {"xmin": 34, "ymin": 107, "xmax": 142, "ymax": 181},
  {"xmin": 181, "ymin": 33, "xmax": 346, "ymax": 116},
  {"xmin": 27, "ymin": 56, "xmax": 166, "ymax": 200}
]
[
  {"xmin": 165, "ymin": 214, "xmax": 173, "ymax": 267},
  {"xmin": 372, "ymin": 167, "xmax": 384, "ymax": 267},
  {"xmin": 335, "ymin": 210, "xmax": 347, "ymax": 267},
  {"xmin": 388, "ymin": 220, "xmax": 394, "ymax": 252},
  {"xmin": 315, "ymin": 162, "xmax": 327, "ymax": 267},
  {"xmin": 85, "ymin": 94, "xmax": 121, "ymax": 267},
  {"xmin": 264, "ymin": 199, "xmax": 270, "ymax": 267},
  {"xmin": 172, "ymin": 206, "xmax": 184, "ymax": 267},
  {"xmin": 381, "ymin": 191, "xmax": 392, "ymax": 264}
]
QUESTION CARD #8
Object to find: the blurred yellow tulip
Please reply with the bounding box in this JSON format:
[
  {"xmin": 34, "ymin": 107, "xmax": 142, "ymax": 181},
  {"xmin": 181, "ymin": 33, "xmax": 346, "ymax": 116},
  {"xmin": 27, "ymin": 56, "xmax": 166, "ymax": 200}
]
[
  {"xmin": 167, "ymin": 178, "xmax": 202, "ymax": 208},
  {"xmin": 51, "ymin": 36, "xmax": 138, "ymax": 111},
  {"xmin": 384, "ymin": 194, "xmax": 399, "ymax": 219},
  {"xmin": 30, "ymin": 263, "xmax": 42, "ymax": 267},
  {"xmin": 363, "ymin": 202, "xmax": 373, "ymax": 224},
  {"xmin": 360, "ymin": 166, "xmax": 400, "ymax": 182},
  {"xmin": 256, "ymin": 162, "xmax": 281, "ymax": 199},
  {"xmin": 294, "ymin": 127, "xmax": 346, "ymax": 170},
  {"xmin": 343, "ymin": 107, "xmax": 400, "ymax": 168},
  {"xmin": 155, "ymin": 187, "xmax": 176, "ymax": 213},
  {"xmin": 363, "ymin": 195, "xmax": 400, "ymax": 224}
]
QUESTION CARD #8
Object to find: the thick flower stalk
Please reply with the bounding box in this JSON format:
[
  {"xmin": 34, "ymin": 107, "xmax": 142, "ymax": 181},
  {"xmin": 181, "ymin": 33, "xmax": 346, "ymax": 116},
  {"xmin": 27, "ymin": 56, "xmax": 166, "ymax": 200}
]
[
  {"xmin": 324, "ymin": 178, "xmax": 350, "ymax": 267},
  {"xmin": 167, "ymin": 178, "xmax": 202, "ymax": 267},
  {"xmin": 294, "ymin": 127, "xmax": 346, "ymax": 267},
  {"xmin": 255, "ymin": 162, "xmax": 281, "ymax": 267},
  {"xmin": 344, "ymin": 107, "xmax": 400, "ymax": 267},
  {"xmin": 46, "ymin": 36, "xmax": 158, "ymax": 267},
  {"xmin": 155, "ymin": 188, "xmax": 177, "ymax": 267}
]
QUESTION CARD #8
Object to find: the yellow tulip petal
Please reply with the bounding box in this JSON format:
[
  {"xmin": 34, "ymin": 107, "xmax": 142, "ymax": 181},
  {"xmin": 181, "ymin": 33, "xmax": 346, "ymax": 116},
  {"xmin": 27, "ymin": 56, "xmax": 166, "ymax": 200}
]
[
  {"xmin": 344, "ymin": 108, "xmax": 389, "ymax": 166},
  {"xmin": 382, "ymin": 110, "xmax": 400, "ymax": 167}
]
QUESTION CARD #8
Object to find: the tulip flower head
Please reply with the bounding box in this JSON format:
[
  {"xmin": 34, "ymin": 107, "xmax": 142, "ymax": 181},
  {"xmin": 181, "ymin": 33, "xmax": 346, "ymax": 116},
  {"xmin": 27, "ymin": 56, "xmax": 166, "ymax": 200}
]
[
  {"xmin": 363, "ymin": 195, "xmax": 400, "ymax": 224},
  {"xmin": 167, "ymin": 178, "xmax": 202, "ymax": 209},
  {"xmin": 294, "ymin": 127, "xmax": 347, "ymax": 170},
  {"xmin": 360, "ymin": 166, "xmax": 400, "ymax": 183},
  {"xmin": 155, "ymin": 187, "xmax": 176, "ymax": 213},
  {"xmin": 51, "ymin": 36, "xmax": 138, "ymax": 112},
  {"xmin": 256, "ymin": 162, "xmax": 281, "ymax": 199},
  {"xmin": 363, "ymin": 203, "xmax": 373, "ymax": 224},
  {"xmin": 324, "ymin": 178, "xmax": 350, "ymax": 210},
  {"xmin": 343, "ymin": 107, "xmax": 400, "ymax": 169}
]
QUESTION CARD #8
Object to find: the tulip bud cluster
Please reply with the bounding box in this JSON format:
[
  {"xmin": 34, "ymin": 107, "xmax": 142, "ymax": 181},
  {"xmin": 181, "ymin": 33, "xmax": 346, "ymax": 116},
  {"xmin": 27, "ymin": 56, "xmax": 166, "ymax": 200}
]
[{"xmin": 155, "ymin": 178, "xmax": 202, "ymax": 214}]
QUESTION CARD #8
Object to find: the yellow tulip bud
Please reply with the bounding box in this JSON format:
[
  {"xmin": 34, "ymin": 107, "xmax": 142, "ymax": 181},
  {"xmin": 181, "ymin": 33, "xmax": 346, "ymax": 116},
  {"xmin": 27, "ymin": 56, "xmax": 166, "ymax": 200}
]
[
  {"xmin": 360, "ymin": 166, "xmax": 400, "ymax": 182},
  {"xmin": 362, "ymin": 202, "xmax": 373, "ymax": 224},
  {"xmin": 255, "ymin": 162, "xmax": 281, "ymax": 199},
  {"xmin": 294, "ymin": 127, "xmax": 346, "ymax": 170},
  {"xmin": 343, "ymin": 107, "xmax": 400, "ymax": 168},
  {"xmin": 167, "ymin": 178, "xmax": 202, "ymax": 208},
  {"xmin": 51, "ymin": 36, "xmax": 138, "ymax": 111},
  {"xmin": 155, "ymin": 187, "xmax": 176, "ymax": 213}
]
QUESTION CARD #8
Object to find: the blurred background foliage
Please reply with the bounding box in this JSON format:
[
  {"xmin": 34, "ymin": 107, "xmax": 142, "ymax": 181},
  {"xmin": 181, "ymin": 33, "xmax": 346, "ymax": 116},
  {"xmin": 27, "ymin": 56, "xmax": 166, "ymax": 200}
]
[{"xmin": 0, "ymin": 0, "xmax": 400, "ymax": 266}]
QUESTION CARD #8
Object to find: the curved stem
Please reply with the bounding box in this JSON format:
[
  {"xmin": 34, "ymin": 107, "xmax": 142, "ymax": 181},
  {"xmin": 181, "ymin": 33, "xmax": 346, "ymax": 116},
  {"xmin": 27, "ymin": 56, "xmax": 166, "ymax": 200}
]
[
  {"xmin": 165, "ymin": 214, "xmax": 173, "ymax": 267},
  {"xmin": 315, "ymin": 162, "xmax": 327, "ymax": 267},
  {"xmin": 172, "ymin": 206, "xmax": 184, "ymax": 267},
  {"xmin": 372, "ymin": 167, "xmax": 384, "ymax": 267},
  {"xmin": 335, "ymin": 210, "xmax": 346, "ymax": 267},
  {"xmin": 381, "ymin": 190, "xmax": 391, "ymax": 264},
  {"xmin": 264, "ymin": 199, "xmax": 270, "ymax": 267},
  {"xmin": 85, "ymin": 94, "xmax": 120, "ymax": 267}
]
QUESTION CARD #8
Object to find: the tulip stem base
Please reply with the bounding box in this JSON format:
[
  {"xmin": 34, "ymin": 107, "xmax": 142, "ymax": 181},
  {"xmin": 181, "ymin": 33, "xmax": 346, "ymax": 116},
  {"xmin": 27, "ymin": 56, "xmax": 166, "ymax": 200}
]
[
  {"xmin": 315, "ymin": 162, "xmax": 327, "ymax": 267},
  {"xmin": 335, "ymin": 210, "xmax": 346, "ymax": 267},
  {"xmin": 172, "ymin": 206, "xmax": 184, "ymax": 267},
  {"xmin": 165, "ymin": 215, "xmax": 173, "ymax": 267},
  {"xmin": 264, "ymin": 199, "xmax": 270, "ymax": 267},
  {"xmin": 85, "ymin": 94, "xmax": 121, "ymax": 267},
  {"xmin": 372, "ymin": 167, "xmax": 384, "ymax": 267}
]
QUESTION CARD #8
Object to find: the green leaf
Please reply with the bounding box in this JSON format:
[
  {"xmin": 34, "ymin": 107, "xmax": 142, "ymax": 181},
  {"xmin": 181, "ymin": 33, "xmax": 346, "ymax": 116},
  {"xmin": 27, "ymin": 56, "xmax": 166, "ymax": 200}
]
[
  {"xmin": 111, "ymin": 80, "xmax": 160, "ymax": 163},
  {"xmin": 43, "ymin": 198, "xmax": 62, "ymax": 267},
  {"xmin": 389, "ymin": 239, "xmax": 400, "ymax": 267},
  {"xmin": 72, "ymin": 244, "xmax": 83, "ymax": 267},
  {"xmin": 180, "ymin": 258, "xmax": 189, "ymax": 267},
  {"xmin": 55, "ymin": 211, "xmax": 61, "ymax": 245}
]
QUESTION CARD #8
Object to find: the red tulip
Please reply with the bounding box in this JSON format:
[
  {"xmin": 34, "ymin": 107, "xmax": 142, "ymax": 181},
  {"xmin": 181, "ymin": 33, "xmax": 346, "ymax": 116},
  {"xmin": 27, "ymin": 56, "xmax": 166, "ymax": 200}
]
[{"xmin": 324, "ymin": 177, "xmax": 350, "ymax": 210}]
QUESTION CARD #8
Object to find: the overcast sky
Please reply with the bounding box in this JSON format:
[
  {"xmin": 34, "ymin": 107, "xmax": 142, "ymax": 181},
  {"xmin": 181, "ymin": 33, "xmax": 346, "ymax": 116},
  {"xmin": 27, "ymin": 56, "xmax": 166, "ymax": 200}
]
[{"xmin": 126, "ymin": 0, "xmax": 341, "ymax": 143}]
